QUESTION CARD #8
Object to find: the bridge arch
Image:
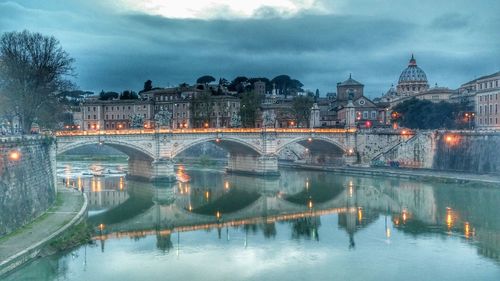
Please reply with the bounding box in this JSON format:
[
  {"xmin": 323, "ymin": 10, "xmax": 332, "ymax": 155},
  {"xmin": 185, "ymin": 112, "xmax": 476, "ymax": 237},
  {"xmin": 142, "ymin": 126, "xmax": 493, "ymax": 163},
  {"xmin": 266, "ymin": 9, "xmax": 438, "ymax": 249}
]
[
  {"xmin": 57, "ymin": 139, "xmax": 155, "ymax": 160},
  {"xmin": 171, "ymin": 136, "xmax": 263, "ymax": 158},
  {"xmin": 276, "ymin": 136, "xmax": 347, "ymax": 155}
]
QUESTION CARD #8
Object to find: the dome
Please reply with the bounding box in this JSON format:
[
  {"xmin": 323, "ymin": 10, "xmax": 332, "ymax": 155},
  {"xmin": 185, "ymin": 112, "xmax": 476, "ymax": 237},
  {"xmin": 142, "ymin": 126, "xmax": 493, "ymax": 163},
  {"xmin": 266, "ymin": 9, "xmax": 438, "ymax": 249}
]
[
  {"xmin": 398, "ymin": 54, "xmax": 428, "ymax": 83},
  {"xmin": 385, "ymin": 84, "xmax": 397, "ymax": 97}
]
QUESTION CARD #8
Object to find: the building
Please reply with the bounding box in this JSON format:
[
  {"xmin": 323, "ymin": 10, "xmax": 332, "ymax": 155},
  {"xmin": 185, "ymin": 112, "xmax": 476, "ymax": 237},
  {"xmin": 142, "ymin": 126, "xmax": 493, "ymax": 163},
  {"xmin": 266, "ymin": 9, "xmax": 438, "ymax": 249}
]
[
  {"xmin": 474, "ymin": 71, "xmax": 500, "ymax": 129},
  {"xmin": 396, "ymin": 54, "xmax": 429, "ymax": 96},
  {"xmin": 82, "ymin": 99, "xmax": 154, "ymax": 130},
  {"xmin": 149, "ymin": 87, "xmax": 193, "ymax": 129},
  {"xmin": 253, "ymin": 81, "xmax": 266, "ymax": 96},
  {"xmin": 336, "ymin": 74, "xmax": 364, "ymax": 102},
  {"xmin": 330, "ymin": 75, "xmax": 383, "ymax": 128}
]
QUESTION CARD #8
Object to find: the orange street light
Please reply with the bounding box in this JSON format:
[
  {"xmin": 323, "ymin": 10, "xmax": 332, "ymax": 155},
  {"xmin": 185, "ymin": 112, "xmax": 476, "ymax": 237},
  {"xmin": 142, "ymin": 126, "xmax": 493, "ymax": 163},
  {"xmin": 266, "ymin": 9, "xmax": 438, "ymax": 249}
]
[{"xmin": 9, "ymin": 150, "xmax": 21, "ymax": 161}]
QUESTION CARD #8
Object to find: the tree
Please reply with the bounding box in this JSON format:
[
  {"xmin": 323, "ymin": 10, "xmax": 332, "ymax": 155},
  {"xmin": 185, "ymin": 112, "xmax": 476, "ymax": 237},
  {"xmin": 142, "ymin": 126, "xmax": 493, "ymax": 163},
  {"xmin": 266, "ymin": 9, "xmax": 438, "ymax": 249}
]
[
  {"xmin": 291, "ymin": 95, "xmax": 314, "ymax": 127},
  {"xmin": 99, "ymin": 91, "xmax": 119, "ymax": 100},
  {"xmin": 240, "ymin": 91, "xmax": 262, "ymax": 127},
  {"xmin": 229, "ymin": 76, "xmax": 248, "ymax": 93},
  {"xmin": 0, "ymin": 30, "xmax": 75, "ymax": 132},
  {"xmin": 271, "ymin": 75, "xmax": 304, "ymax": 98},
  {"xmin": 119, "ymin": 90, "xmax": 138, "ymax": 100},
  {"xmin": 190, "ymin": 91, "xmax": 213, "ymax": 127},
  {"xmin": 142, "ymin": 80, "xmax": 153, "ymax": 93},
  {"xmin": 196, "ymin": 75, "xmax": 216, "ymax": 84},
  {"xmin": 392, "ymin": 98, "xmax": 467, "ymax": 129}
]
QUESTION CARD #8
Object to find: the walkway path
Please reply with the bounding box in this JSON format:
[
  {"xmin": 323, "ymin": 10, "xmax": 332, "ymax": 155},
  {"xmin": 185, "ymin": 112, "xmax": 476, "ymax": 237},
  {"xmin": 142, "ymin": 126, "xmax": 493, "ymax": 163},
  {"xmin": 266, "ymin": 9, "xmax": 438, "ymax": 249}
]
[
  {"xmin": 0, "ymin": 187, "xmax": 86, "ymax": 275},
  {"xmin": 283, "ymin": 163, "xmax": 500, "ymax": 184}
]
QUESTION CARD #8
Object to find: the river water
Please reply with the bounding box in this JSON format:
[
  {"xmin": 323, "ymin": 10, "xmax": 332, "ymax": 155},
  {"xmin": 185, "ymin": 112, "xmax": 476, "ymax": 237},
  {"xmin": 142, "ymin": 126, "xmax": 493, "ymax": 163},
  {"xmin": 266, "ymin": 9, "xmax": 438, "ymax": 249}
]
[{"xmin": 4, "ymin": 161, "xmax": 500, "ymax": 281}]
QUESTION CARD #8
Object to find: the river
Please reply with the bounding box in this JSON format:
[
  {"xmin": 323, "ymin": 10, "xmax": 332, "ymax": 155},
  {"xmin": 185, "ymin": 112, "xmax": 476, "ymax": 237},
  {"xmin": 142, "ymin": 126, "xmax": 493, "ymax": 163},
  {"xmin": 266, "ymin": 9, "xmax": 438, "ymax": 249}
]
[{"xmin": 4, "ymin": 160, "xmax": 500, "ymax": 281}]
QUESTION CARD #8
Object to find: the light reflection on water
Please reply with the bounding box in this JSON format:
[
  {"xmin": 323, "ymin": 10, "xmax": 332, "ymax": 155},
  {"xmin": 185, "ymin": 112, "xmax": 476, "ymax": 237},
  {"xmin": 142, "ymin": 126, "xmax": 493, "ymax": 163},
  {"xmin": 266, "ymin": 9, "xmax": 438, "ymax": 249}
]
[{"xmin": 5, "ymin": 161, "xmax": 500, "ymax": 281}]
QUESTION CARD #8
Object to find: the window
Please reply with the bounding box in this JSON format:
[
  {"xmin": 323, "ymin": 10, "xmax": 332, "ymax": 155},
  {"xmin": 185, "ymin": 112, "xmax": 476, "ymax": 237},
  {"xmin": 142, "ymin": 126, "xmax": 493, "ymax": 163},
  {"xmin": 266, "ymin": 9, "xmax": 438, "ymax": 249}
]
[
  {"xmin": 88, "ymin": 115, "xmax": 91, "ymax": 119},
  {"xmin": 111, "ymin": 114, "xmax": 114, "ymax": 119},
  {"xmin": 106, "ymin": 115, "xmax": 108, "ymax": 119},
  {"xmin": 371, "ymin": 111, "xmax": 376, "ymax": 119},
  {"xmin": 479, "ymin": 106, "xmax": 482, "ymax": 115},
  {"xmin": 93, "ymin": 115, "xmax": 96, "ymax": 119},
  {"xmin": 480, "ymin": 96, "xmax": 483, "ymax": 102},
  {"xmin": 93, "ymin": 107, "xmax": 96, "ymax": 111},
  {"xmin": 87, "ymin": 107, "xmax": 90, "ymax": 111},
  {"xmin": 363, "ymin": 111, "xmax": 368, "ymax": 119},
  {"xmin": 123, "ymin": 115, "xmax": 125, "ymax": 119},
  {"xmin": 128, "ymin": 106, "xmax": 131, "ymax": 110},
  {"xmin": 496, "ymin": 104, "xmax": 498, "ymax": 114}
]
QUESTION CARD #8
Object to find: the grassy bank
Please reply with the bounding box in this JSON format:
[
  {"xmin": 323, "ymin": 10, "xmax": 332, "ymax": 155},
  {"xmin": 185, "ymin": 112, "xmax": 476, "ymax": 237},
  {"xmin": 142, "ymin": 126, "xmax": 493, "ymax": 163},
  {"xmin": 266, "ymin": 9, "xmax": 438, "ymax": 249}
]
[{"xmin": 44, "ymin": 221, "xmax": 93, "ymax": 255}]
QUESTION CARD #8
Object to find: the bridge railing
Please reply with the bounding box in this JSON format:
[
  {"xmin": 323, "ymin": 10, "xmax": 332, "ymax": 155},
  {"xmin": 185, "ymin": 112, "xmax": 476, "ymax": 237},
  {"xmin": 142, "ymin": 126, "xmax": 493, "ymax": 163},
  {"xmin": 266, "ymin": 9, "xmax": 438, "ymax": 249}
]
[{"xmin": 55, "ymin": 128, "xmax": 356, "ymax": 136}]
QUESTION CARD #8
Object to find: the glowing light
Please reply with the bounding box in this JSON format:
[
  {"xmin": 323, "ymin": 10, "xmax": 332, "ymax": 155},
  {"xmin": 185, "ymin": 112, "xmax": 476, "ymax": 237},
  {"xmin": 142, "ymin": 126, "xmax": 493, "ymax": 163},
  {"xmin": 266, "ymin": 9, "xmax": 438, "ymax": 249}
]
[
  {"xmin": 188, "ymin": 204, "xmax": 192, "ymax": 212},
  {"xmin": 118, "ymin": 124, "xmax": 123, "ymax": 129},
  {"xmin": 446, "ymin": 207, "xmax": 454, "ymax": 229},
  {"xmin": 205, "ymin": 191, "xmax": 210, "ymax": 200},
  {"xmin": 305, "ymin": 180, "xmax": 309, "ymax": 190},
  {"xmin": 216, "ymin": 211, "xmax": 221, "ymax": 219},
  {"xmin": 307, "ymin": 137, "xmax": 312, "ymax": 142},
  {"xmin": 99, "ymin": 224, "xmax": 105, "ymax": 231},
  {"xmin": 224, "ymin": 181, "xmax": 230, "ymax": 190},
  {"xmin": 402, "ymin": 209, "xmax": 408, "ymax": 223},
  {"xmin": 386, "ymin": 227, "xmax": 391, "ymax": 239},
  {"xmin": 445, "ymin": 135, "xmax": 459, "ymax": 146},
  {"xmin": 215, "ymin": 138, "xmax": 221, "ymax": 143},
  {"xmin": 119, "ymin": 177, "xmax": 124, "ymax": 190},
  {"xmin": 464, "ymin": 222, "xmax": 471, "ymax": 239},
  {"xmin": 357, "ymin": 207, "xmax": 363, "ymax": 222},
  {"xmin": 8, "ymin": 150, "xmax": 21, "ymax": 161},
  {"xmin": 308, "ymin": 199, "xmax": 313, "ymax": 209},
  {"xmin": 348, "ymin": 149, "xmax": 354, "ymax": 155}
]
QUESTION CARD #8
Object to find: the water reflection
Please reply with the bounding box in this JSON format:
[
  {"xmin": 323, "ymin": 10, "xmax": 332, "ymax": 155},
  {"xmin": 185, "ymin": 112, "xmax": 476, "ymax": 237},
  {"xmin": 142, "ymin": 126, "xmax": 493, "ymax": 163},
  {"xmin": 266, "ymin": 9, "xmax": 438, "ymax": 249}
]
[{"xmin": 7, "ymin": 162, "xmax": 499, "ymax": 281}]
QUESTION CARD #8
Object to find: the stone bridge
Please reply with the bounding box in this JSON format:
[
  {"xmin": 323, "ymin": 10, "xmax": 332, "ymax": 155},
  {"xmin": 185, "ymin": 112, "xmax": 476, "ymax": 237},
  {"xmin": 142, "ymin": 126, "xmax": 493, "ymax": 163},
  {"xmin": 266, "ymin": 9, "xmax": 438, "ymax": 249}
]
[{"xmin": 56, "ymin": 128, "xmax": 413, "ymax": 182}]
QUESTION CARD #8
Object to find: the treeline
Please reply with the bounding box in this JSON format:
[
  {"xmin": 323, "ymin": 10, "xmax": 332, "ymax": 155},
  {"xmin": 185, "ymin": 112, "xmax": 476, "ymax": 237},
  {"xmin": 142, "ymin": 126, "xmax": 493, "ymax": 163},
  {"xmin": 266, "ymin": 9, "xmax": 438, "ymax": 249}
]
[
  {"xmin": 195, "ymin": 74, "xmax": 305, "ymax": 98},
  {"xmin": 393, "ymin": 98, "xmax": 472, "ymax": 129}
]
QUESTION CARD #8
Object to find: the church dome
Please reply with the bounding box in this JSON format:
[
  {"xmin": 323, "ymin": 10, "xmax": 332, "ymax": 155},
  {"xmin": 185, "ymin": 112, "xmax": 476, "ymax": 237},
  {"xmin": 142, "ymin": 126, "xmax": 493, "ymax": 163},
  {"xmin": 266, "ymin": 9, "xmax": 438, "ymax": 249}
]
[{"xmin": 398, "ymin": 54, "xmax": 428, "ymax": 83}]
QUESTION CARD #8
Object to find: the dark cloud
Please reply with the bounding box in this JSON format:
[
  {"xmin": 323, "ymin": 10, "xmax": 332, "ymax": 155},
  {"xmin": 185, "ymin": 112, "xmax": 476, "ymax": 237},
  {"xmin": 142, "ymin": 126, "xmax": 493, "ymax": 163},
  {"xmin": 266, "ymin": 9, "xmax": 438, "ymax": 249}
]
[{"xmin": 0, "ymin": 0, "xmax": 499, "ymax": 98}]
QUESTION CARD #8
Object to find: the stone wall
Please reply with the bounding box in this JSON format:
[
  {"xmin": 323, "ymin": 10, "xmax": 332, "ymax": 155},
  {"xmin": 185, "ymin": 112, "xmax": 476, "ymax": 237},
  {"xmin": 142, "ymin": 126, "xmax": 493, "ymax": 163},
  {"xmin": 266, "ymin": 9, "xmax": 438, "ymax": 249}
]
[
  {"xmin": 433, "ymin": 131, "xmax": 500, "ymax": 173},
  {"xmin": 0, "ymin": 136, "xmax": 57, "ymax": 235},
  {"xmin": 376, "ymin": 130, "xmax": 500, "ymax": 173}
]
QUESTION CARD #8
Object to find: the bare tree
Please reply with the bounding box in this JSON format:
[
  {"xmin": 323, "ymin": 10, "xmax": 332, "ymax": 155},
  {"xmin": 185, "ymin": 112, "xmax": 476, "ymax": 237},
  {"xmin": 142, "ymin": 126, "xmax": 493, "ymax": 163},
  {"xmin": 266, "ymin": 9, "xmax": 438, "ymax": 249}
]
[{"xmin": 0, "ymin": 30, "xmax": 75, "ymax": 132}]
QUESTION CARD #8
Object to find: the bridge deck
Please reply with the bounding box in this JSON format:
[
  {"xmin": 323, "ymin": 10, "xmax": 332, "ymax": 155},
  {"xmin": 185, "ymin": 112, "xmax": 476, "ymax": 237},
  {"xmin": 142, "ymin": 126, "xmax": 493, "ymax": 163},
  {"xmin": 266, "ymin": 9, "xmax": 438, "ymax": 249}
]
[{"xmin": 56, "ymin": 128, "xmax": 356, "ymax": 136}]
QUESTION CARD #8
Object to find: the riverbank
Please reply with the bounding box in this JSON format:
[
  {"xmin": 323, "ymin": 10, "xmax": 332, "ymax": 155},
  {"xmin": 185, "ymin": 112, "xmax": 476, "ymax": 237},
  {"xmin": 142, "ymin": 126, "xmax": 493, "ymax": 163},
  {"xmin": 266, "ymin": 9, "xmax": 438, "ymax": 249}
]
[
  {"xmin": 280, "ymin": 163, "xmax": 500, "ymax": 185},
  {"xmin": 0, "ymin": 187, "xmax": 88, "ymax": 277}
]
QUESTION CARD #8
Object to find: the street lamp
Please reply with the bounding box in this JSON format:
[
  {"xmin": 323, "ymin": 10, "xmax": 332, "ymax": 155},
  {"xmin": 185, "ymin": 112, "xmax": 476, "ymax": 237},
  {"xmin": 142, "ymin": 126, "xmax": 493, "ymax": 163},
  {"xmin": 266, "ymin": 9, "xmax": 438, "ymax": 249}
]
[{"xmin": 9, "ymin": 150, "xmax": 21, "ymax": 161}]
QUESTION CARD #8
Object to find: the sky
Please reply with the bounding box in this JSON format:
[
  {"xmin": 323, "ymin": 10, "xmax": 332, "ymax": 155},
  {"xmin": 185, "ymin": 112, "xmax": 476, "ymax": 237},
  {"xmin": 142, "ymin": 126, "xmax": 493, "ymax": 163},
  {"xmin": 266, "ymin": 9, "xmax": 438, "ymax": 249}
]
[{"xmin": 0, "ymin": 0, "xmax": 499, "ymax": 97}]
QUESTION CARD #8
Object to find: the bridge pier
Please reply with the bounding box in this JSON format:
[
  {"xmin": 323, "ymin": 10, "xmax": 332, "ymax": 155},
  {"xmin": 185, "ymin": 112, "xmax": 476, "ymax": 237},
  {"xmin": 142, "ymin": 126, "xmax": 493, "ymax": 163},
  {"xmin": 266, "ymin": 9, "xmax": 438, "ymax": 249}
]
[
  {"xmin": 151, "ymin": 159, "xmax": 176, "ymax": 183},
  {"xmin": 127, "ymin": 157, "xmax": 176, "ymax": 183},
  {"xmin": 226, "ymin": 154, "xmax": 280, "ymax": 177}
]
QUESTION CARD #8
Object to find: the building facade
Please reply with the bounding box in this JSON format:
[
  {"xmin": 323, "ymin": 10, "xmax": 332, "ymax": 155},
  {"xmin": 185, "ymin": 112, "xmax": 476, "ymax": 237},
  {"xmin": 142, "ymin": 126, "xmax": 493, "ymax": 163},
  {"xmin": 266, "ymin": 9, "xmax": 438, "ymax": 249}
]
[
  {"xmin": 474, "ymin": 72, "xmax": 500, "ymax": 129},
  {"xmin": 82, "ymin": 99, "xmax": 154, "ymax": 130}
]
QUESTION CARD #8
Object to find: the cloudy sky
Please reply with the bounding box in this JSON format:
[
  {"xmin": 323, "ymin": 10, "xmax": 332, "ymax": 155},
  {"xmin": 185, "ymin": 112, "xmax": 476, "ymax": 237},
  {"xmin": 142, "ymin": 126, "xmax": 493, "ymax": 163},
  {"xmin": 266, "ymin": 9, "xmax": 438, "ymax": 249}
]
[{"xmin": 0, "ymin": 0, "xmax": 499, "ymax": 97}]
